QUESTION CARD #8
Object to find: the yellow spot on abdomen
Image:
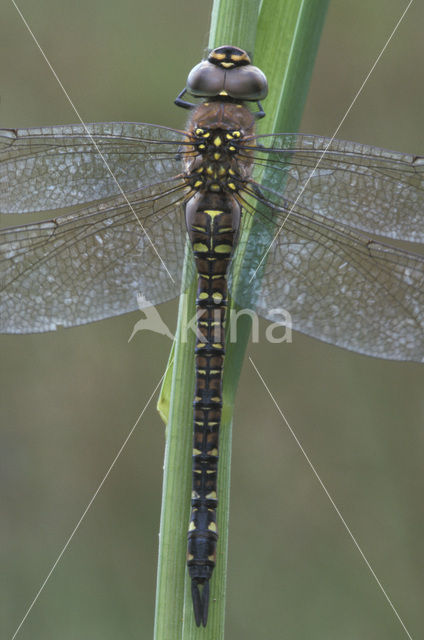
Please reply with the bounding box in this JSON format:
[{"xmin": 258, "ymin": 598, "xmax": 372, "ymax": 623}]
[
  {"xmin": 193, "ymin": 243, "xmax": 209, "ymax": 253},
  {"xmin": 215, "ymin": 244, "xmax": 232, "ymax": 253}
]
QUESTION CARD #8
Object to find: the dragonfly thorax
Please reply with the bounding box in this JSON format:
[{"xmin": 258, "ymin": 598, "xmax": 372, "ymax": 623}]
[
  {"xmin": 185, "ymin": 128, "xmax": 245, "ymax": 194},
  {"xmin": 183, "ymin": 101, "xmax": 256, "ymax": 194}
]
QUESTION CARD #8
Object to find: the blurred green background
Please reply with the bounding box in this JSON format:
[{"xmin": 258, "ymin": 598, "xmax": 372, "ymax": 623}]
[{"xmin": 1, "ymin": 1, "xmax": 423, "ymax": 638}]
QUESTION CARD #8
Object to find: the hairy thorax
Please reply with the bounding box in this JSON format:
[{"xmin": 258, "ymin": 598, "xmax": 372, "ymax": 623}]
[{"xmin": 182, "ymin": 101, "xmax": 257, "ymax": 196}]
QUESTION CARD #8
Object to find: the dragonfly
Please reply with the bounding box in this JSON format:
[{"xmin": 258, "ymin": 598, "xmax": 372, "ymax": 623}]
[{"xmin": 1, "ymin": 45, "xmax": 423, "ymax": 626}]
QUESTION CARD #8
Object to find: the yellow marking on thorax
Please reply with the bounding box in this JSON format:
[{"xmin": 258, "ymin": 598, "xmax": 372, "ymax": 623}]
[
  {"xmin": 208, "ymin": 522, "xmax": 217, "ymax": 532},
  {"xmin": 206, "ymin": 491, "xmax": 217, "ymax": 500}
]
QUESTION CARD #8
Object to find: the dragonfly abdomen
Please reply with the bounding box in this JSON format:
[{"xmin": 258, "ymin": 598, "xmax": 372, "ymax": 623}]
[{"xmin": 185, "ymin": 192, "xmax": 240, "ymax": 625}]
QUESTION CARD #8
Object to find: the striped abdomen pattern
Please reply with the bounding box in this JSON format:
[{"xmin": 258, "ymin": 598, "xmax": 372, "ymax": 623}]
[{"xmin": 185, "ymin": 188, "xmax": 241, "ymax": 625}]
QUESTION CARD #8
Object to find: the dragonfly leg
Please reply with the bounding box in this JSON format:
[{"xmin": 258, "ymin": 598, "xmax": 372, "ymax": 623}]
[
  {"xmin": 175, "ymin": 88, "xmax": 197, "ymax": 110},
  {"xmin": 253, "ymin": 100, "xmax": 266, "ymax": 119}
]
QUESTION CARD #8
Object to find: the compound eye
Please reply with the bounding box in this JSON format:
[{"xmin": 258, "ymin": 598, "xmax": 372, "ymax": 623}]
[
  {"xmin": 185, "ymin": 47, "xmax": 268, "ymax": 102},
  {"xmin": 224, "ymin": 65, "xmax": 268, "ymax": 101},
  {"xmin": 187, "ymin": 61, "xmax": 226, "ymax": 98}
]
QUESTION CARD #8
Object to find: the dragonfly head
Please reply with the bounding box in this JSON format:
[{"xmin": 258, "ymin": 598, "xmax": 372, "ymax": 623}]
[{"xmin": 186, "ymin": 45, "xmax": 268, "ymax": 102}]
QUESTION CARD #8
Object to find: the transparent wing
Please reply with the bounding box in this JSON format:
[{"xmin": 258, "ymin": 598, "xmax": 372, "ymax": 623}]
[
  {"xmin": 0, "ymin": 182, "xmax": 193, "ymax": 333},
  {"xmin": 232, "ymin": 196, "xmax": 424, "ymax": 362},
  {"xmin": 0, "ymin": 122, "xmax": 185, "ymax": 213},
  {"xmin": 247, "ymin": 134, "xmax": 424, "ymax": 243}
]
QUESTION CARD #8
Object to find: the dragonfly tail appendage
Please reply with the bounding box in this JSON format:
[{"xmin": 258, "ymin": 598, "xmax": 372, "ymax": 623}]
[{"xmin": 191, "ymin": 578, "xmax": 210, "ymax": 627}]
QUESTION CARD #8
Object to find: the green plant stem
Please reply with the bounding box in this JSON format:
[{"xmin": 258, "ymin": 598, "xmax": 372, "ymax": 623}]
[{"xmin": 154, "ymin": 1, "xmax": 329, "ymax": 638}]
